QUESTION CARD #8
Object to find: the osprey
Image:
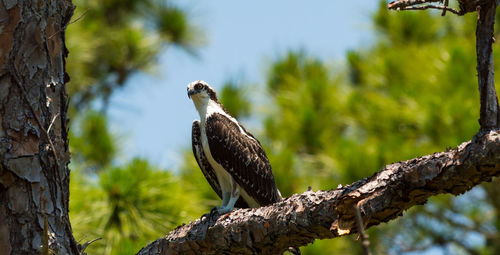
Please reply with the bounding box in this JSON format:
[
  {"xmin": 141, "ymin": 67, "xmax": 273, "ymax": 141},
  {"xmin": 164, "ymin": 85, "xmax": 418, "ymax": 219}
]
[{"xmin": 188, "ymin": 80, "xmax": 282, "ymax": 214}]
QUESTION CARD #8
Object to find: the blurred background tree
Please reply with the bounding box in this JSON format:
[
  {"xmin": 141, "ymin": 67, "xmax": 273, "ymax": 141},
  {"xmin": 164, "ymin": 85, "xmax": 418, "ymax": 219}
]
[
  {"xmin": 66, "ymin": 0, "xmax": 201, "ymax": 112},
  {"xmin": 67, "ymin": 0, "xmax": 500, "ymax": 254},
  {"xmin": 66, "ymin": 0, "xmax": 204, "ymax": 254}
]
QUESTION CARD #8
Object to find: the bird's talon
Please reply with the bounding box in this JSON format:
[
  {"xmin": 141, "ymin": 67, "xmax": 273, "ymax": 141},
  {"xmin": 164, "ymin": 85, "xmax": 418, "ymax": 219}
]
[
  {"xmin": 200, "ymin": 212, "xmax": 209, "ymax": 221},
  {"xmin": 201, "ymin": 207, "xmax": 222, "ymax": 222},
  {"xmin": 210, "ymin": 207, "xmax": 220, "ymax": 217},
  {"xmin": 210, "ymin": 207, "xmax": 218, "ymax": 214}
]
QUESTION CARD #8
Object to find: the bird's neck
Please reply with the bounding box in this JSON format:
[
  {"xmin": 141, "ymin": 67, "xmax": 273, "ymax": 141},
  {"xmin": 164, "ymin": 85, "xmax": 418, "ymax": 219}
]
[{"xmin": 194, "ymin": 98, "xmax": 222, "ymax": 123}]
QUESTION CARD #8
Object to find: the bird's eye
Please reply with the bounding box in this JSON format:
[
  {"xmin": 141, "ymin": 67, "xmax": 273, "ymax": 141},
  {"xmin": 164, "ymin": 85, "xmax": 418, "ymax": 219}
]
[{"xmin": 195, "ymin": 83, "xmax": 203, "ymax": 90}]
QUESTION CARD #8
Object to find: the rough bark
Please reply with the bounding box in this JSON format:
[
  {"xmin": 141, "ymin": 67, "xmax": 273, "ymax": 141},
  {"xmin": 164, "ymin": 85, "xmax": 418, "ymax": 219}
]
[
  {"xmin": 476, "ymin": 0, "xmax": 499, "ymax": 130},
  {"xmin": 457, "ymin": 0, "xmax": 494, "ymax": 14},
  {"xmin": 0, "ymin": 0, "xmax": 77, "ymax": 254},
  {"xmin": 137, "ymin": 131, "xmax": 500, "ymax": 255}
]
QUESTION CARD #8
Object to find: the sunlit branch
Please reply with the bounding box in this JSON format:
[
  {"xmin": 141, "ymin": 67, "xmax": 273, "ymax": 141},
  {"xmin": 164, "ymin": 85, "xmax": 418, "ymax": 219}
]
[{"xmin": 137, "ymin": 131, "xmax": 500, "ymax": 254}]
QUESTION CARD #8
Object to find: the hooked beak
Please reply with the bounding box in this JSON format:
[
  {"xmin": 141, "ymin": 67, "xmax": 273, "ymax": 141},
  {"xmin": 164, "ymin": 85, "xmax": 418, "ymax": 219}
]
[{"xmin": 187, "ymin": 89, "xmax": 195, "ymax": 99}]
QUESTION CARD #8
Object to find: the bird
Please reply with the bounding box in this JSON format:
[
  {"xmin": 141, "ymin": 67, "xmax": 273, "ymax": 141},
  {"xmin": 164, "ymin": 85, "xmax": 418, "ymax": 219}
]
[{"xmin": 187, "ymin": 80, "xmax": 282, "ymax": 215}]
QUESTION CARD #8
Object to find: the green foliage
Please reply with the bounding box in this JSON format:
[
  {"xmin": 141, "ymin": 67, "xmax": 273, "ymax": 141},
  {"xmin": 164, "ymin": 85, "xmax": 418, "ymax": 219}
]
[
  {"xmin": 374, "ymin": 1, "xmax": 440, "ymax": 45},
  {"xmin": 264, "ymin": 5, "xmax": 482, "ymax": 189},
  {"xmin": 249, "ymin": 3, "xmax": 500, "ymax": 254},
  {"xmin": 69, "ymin": 109, "xmax": 204, "ymax": 254},
  {"xmin": 66, "ymin": 1, "xmax": 205, "ymax": 254},
  {"xmin": 66, "ymin": 0, "xmax": 202, "ymax": 111},
  {"xmin": 179, "ymin": 149, "xmax": 222, "ymax": 210},
  {"xmin": 219, "ymin": 80, "xmax": 252, "ymax": 119},
  {"xmin": 70, "ymin": 158, "xmax": 203, "ymax": 255},
  {"xmin": 70, "ymin": 110, "xmax": 116, "ymax": 171},
  {"xmin": 264, "ymin": 51, "xmax": 346, "ymax": 196}
]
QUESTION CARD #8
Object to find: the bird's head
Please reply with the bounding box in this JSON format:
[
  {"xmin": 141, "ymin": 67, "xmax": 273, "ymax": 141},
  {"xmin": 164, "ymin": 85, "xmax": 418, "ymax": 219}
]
[{"xmin": 187, "ymin": 80, "xmax": 218, "ymax": 102}]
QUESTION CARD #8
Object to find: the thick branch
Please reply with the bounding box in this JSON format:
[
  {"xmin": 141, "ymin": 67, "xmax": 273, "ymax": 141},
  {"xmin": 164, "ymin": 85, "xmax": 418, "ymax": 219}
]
[
  {"xmin": 476, "ymin": 1, "xmax": 500, "ymax": 130},
  {"xmin": 137, "ymin": 131, "xmax": 500, "ymax": 255}
]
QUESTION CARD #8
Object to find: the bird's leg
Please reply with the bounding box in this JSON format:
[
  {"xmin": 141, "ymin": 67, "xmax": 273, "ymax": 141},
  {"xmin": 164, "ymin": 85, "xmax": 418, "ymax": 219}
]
[
  {"xmin": 214, "ymin": 186, "xmax": 239, "ymax": 214},
  {"xmin": 225, "ymin": 188, "xmax": 240, "ymax": 210},
  {"xmin": 212, "ymin": 191, "xmax": 231, "ymax": 215},
  {"xmin": 201, "ymin": 179, "xmax": 240, "ymax": 220},
  {"xmin": 211, "ymin": 179, "xmax": 241, "ymax": 215},
  {"xmin": 221, "ymin": 191, "xmax": 230, "ymax": 206},
  {"xmin": 216, "ymin": 178, "xmax": 240, "ymax": 214},
  {"xmin": 201, "ymin": 191, "xmax": 232, "ymax": 221}
]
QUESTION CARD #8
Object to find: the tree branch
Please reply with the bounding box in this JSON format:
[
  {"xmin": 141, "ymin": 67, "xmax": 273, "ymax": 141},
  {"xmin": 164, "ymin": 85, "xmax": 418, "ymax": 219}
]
[
  {"xmin": 388, "ymin": 0, "xmax": 442, "ymax": 10},
  {"xmin": 392, "ymin": 5, "xmax": 461, "ymax": 15},
  {"xmin": 476, "ymin": 1, "xmax": 499, "ymax": 130},
  {"xmin": 137, "ymin": 131, "xmax": 500, "ymax": 255},
  {"xmin": 388, "ymin": 0, "xmax": 497, "ymax": 15},
  {"xmin": 388, "ymin": 0, "xmax": 462, "ymax": 15}
]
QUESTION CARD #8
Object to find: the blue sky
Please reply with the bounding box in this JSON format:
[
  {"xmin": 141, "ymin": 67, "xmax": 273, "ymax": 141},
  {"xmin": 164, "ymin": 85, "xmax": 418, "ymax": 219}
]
[{"xmin": 107, "ymin": 1, "xmax": 379, "ymax": 169}]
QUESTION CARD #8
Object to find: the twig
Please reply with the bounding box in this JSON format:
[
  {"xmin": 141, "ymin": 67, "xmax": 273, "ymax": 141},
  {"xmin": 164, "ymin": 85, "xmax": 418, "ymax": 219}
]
[
  {"xmin": 387, "ymin": 0, "xmax": 462, "ymax": 15},
  {"xmin": 80, "ymin": 237, "xmax": 102, "ymax": 255},
  {"xmin": 442, "ymin": 0, "xmax": 449, "ymax": 16},
  {"xmin": 48, "ymin": 8, "xmax": 89, "ymax": 39},
  {"xmin": 395, "ymin": 4, "xmax": 461, "ymax": 14},
  {"xmin": 388, "ymin": 0, "xmax": 442, "ymax": 9},
  {"xmin": 68, "ymin": 8, "xmax": 89, "ymax": 26},
  {"xmin": 47, "ymin": 113, "xmax": 59, "ymax": 134},
  {"xmin": 354, "ymin": 205, "xmax": 373, "ymax": 255}
]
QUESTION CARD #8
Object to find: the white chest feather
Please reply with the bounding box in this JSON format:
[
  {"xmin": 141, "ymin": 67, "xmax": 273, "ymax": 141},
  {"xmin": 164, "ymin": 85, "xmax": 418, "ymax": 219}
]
[{"xmin": 200, "ymin": 127, "xmax": 231, "ymax": 190}]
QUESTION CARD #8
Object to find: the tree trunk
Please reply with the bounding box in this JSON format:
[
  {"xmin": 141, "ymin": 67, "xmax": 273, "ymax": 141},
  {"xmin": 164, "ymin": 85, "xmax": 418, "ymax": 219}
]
[{"xmin": 0, "ymin": 0, "xmax": 77, "ymax": 254}]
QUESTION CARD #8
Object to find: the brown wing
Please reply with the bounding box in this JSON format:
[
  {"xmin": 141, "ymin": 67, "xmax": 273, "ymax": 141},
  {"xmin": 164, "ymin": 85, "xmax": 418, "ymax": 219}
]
[
  {"xmin": 192, "ymin": 120, "xmax": 249, "ymax": 208},
  {"xmin": 205, "ymin": 114, "xmax": 282, "ymax": 207}
]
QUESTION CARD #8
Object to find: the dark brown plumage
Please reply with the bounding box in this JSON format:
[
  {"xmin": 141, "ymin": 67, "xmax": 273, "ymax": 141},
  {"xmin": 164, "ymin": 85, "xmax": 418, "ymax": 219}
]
[
  {"xmin": 205, "ymin": 113, "xmax": 282, "ymax": 207},
  {"xmin": 192, "ymin": 120, "xmax": 250, "ymax": 208}
]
